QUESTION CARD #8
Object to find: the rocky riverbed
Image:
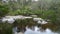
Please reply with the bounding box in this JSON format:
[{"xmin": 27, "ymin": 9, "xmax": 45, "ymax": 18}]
[{"xmin": 1, "ymin": 15, "xmax": 48, "ymax": 24}]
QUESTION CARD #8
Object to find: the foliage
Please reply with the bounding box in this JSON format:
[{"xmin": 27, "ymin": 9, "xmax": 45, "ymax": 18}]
[
  {"xmin": 0, "ymin": 23, "xmax": 13, "ymax": 34},
  {"xmin": 0, "ymin": 4, "xmax": 9, "ymax": 17},
  {"xmin": 13, "ymin": 18, "xmax": 36, "ymax": 27}
]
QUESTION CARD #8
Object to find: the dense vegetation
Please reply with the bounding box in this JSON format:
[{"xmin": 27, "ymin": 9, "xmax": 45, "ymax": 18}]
[
  {"xmin": 0, "ymin": 22, "xmax": 13, "ymax": 34},
  {"xmin": 0, "ymin": 0, "xmax": 60, "ymax": 34},
  {"xmin": 0, "ymin": 0, "xmax": 60, "ymax": 23},
  {"xmin": 0, "ymin": 4, "xmax": 9, "ymax": 18}
]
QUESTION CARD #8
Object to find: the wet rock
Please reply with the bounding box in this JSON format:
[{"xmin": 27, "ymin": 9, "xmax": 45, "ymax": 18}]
[
  {"xmin": 33, "ymin": 18, "xmax": 43, "ymax": 21},
  {"xmin": 37, "ymin": 20, "xmax": 47, "ymax": 24},
  {"xmin": 2, "ymin": 18, "xmax": 15, "ymax": 24},
  {"xmin": 30, "ymin": 15, "xmax": 38, "ymax": 18},
  {"xmin": 17, "ymin": 32, "xmax": 24, "ymax": 34},
  {"xmin": 33, "ymin": 18, "xmax": 48, "ymax": 24}
]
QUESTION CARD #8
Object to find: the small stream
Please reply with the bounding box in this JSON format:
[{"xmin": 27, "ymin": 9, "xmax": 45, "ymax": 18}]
[
  {"xmin": 1, "ymin": 15, "xmax": 60, "ymax": 34},
  {"xmin": 13, "ymin": 26, "xmax": 59, "ymax": 34},
  {"xmin": 24, "ymin": 26, "xmax": 58, "ymax": 34}
]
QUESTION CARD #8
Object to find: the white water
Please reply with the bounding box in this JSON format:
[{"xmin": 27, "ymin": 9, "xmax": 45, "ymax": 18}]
[
  {"xmin": 24, "ymin": 26, "xmax": 58, "ymax": 34},
  {"xmin": 2, "ymin": 16, "xmax": 48, "ymax": 24},
  {"xmin": 13, "ymin": 26, "xmax": 58, "ymax": 34}
]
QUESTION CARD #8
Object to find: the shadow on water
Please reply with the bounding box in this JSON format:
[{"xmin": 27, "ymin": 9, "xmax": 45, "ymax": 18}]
[{"xmin": 12, "ymin": 19, "xmax": 60, "ymax": 34}]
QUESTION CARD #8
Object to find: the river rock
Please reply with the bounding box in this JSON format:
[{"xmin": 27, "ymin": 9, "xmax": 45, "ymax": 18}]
[{"xmin": 30, "ymin": 15, "xmax": 37, "ymax": 18}]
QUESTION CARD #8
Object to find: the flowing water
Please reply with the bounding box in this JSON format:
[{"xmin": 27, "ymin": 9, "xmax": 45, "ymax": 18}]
[
  {"xmin": 13, "ymin": 26, "xmax": 60, "ymax": 34},
  {"xmin": 24, "ymin": 26, "xmax": 59, "ymax": 34},
  {"xmin": 1, "ymin": 16, "xmax": 60, "ymax": 34}
]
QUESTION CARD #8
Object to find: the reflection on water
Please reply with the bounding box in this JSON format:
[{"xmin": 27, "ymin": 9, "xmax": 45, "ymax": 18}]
[
  {"xmin": 13, "ymin": 26, "xmax": 59, "ymax": 34},
  {"xmin": 24, "ymin": 26, "xmax": 58, "ymax": 34},
  {"xmin": 5, "ymin": 16, "xmax": 59, "ymax": 34}
]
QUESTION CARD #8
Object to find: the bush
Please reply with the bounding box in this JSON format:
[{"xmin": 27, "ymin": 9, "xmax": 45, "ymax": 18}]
[
  {"xmin": 0, "ymin": 4, "xmax": 9, "ymax": 18},
  {"xmin": 0, "ymin": 23, "xmax": 13, "ymax": 34}
]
